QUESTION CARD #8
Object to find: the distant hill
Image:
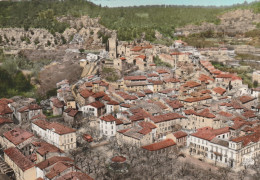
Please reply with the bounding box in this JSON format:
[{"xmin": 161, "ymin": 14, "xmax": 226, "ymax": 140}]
[{"xmin": 0, "ymin": 0, "xmax": 259, "ymax": 41}]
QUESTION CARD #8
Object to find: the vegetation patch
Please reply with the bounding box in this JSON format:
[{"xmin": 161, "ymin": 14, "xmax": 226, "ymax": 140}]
[
  {"xmin": 102, "ymin": 67, "xmax": 119, "ymax": 82},
  {"xmin": 235, "ymin": 53, "xmax": 260, "ymax": 61},
  {"xmin": 153, "ymin": 56, "xmax": 172, "ymax": 68},
  {"xmin": 211, "ymin": 61, "xmax": 256, "ymax": 88}
]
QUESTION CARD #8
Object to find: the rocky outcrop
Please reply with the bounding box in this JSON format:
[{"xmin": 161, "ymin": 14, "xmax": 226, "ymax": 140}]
[
  {"xmin": 0, "ymin": 28, "xmax": 58, "ymax": 51},
  {"xmin": 0, "ymin": 16, "xmax": 112, "ymax": 53},
  {"xmin": 175, "ymin": 9, "xmax": 260, "ymax": 36}
]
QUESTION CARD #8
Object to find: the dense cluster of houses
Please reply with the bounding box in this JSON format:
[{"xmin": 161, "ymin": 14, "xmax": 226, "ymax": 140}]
[
  {"xmin": 0, "ymin": 96, "xmax": 92, "ymax": 179},
  {"xmin": 0, "ymin": 38, "xmax": 260, "ymax": 179},
  {"xmin": 66, "ymin": 38, "xmax": 259, "ymax": 169}
]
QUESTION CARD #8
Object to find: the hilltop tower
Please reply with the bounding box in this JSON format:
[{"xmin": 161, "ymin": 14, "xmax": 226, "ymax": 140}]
[{"xmin": 107, "ymin": 32, "xmax": 118, "ymax": 60}]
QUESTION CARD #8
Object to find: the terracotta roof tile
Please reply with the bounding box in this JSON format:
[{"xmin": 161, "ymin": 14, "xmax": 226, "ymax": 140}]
[
  {"xmin": 124, "ymin": 76, "xmax": 147, "ymax": 81},
  {"xmin": 196, "ymin": 108, "xmax": 216, "ymax": 118},
  {"xmin": 239, "ymin": 96, "xmax": 256, "ymax": 104},
  {"xmin": 51, "ymin": 98, "xmax": 64, "ymax": 108},
  {"xmin": 173, "ymin": 131, "xmax": 188, "ymax": 139},
  {"xmin": 0, "ymin": 117, "xmax": 13, "ymax": 125},
  {"xmin": 4, "ymin": 147, "xmax": 34, "ymax": 171},
  {"xmin": 89, "ymin": 101, "xmax": 105, "ymax": 108},
  {"xmin": 111, "ymin": 156, "xmax": 126, "ymax": 163},
  {"xmin": 33, "ymin": 120, "xmax": 76, "ymax": 135},
  {"xmin": 218, "ymin": 111, "xmax": 233, "ymax": 117},
  {"xmin": 213, "ymin": 87, "xmax": 226, "ymax": 95},
  {"xmin": 46, "ymin": 161, "xmax": 75, "ymax": 179},
  {"xmin": 142, "ymin": 139, "xmax": 176, "ymax": 151},
  {"xmin": 3, "ymin": 128, "xmax": 34, "ymax": 145},
  {"xmin": 151, "ymin": 113, "xmax": 185, "ymax": 123},
  {"xmin": 80, "ymin": 89, "xmax": 94, "ymax": 98},
  {"xmin": 36, "ymin": 156, "xmax": 73, "ymax": 170},
  {"xmin": 32, "ymin": 141, "xmax": 64, "ymax": 156},
  {"xmin": 183, "ymin": 81, "xmax": 201, "ymax": 88},
  {"xmin": 107, "ymin": 100, "xmax": 120, "ymax": 105},
  {"xmin": 192, "ymin": 127, "xmax": 229, "ymax": 141},
  {"xmin": 0, "ymin": 104, "xmax": 13, "ymax": 115}
]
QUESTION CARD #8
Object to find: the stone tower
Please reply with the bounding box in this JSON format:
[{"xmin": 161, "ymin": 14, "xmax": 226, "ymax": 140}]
[{"xmin": 107, "ymin": 32, "xmax": 118, "ymax": 60}]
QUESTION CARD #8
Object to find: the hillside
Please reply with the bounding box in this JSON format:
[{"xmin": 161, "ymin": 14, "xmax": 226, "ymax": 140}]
[
  {"xmin": 1, "ymin": 0, "xmax": 260, "ymax": 42},
  {"xmin": 0, "ymin": 0, "xmax": 228, "ymax": 41}
]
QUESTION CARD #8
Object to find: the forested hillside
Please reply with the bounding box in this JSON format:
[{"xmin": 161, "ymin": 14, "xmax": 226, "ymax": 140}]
[{"xmin": 0, "ymin": 0, "xmax": 257, "ymax": 41}]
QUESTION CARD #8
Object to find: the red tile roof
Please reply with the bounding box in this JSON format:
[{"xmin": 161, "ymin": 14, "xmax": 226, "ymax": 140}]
[
  {"xmin": 111, "ymin": 156, "xmax": 126, "ymax": 163},
  {"xmin": 88, "ymin": 101, "xmax": 105, "ymax": 108},
  {"xmin": 36, "ymin": 156, "xmax": 73, "ymax": 170},
  {"xmin": 191, "ymin": 127, "xmax": 230, "ymax": 141},
  {"xmin": 183, "ymin": 109, "xmax": 196, "ymax": 115},
  {"xmin": 200, "ymin": 89, "xmax": 212, "ymax": 94},
  {"xmin": 148, "ymin": 73, "xmax": 159, "ymax": 77},
  {"xmin": 129, "ymin": 108, "xmax": 151, "ymax": 122},
  {"xmin": 3, "ymin": 128, "xmax": 34, "ymax": 145},
  {"xmin": 173, "ymin": 131, "xmax": 188, "ymax": 139},
  {"xmin": 148, "ymin": 80, "xmax": 163, "ymax": 85},
  {"xmin": 0, "ymin": 117, "xmax": 13, "ymax": 125},
  {"xmin": 231, "ymin": 76, "xmax": 242, "ymax": 81},
  {"xmin": 131, "ymin": 46, "xmax": 143, "ymax": 52},
  {"xmin": 231, "ymin": 131, "xmax": 260, "ymax": 147},
  {"xmin": 0, "ymin": 98, "xmax": 13, "ymax": 105},
  {"xmin": 164, "ymin": 99, "xmax": 184, "ymax": 109},
  {"xmin": 199, "ymin": 74, "xmax": 214, "ymax": 83},
  {"xmin": 33, "ymin": 120, "xmax": 76, "ymax": 135},
  {"xmin": 196, "ymin": 108, "xmax": 216, "ymax": 118},
  {"xmin": 46, "ymin": 161, "xmax": 75, "ymax": 179},
  {"xmin": 218, "ymin": 111, "xmax": 233, "ymax": 117},
  {"xmin": 0, "ymin": 104, "xmax": 13, "ymax": 115},
  {"xmin": 92, "ymin": 91, "xmax": 106, "ymax": 98},
  {"xmin": 143, "ymin": 89, "xmax": 153, "ymax": 94},
  {"xmin": 151, "ymin": 113, "xmax": 185, "ymax": 123},
  {"xmin": 4, "ymin": 147, "xmax": 34, "ymax": 171},
  {"xmin": 183, "ymin": 81, "xmax": 201, "ymax": 88},
  {"xmin": 243, "ymin": 110, "xmax": 257, "ymax": 118},
  {"xmin": 232, "ymin": 116, "xmax": 244, "ymax": 121},
  {"xmin": 183, "ymin": 95, "xmax": 212, "ymax": 103},
  {"xmin": 117, "ymin": 128, "xmax": 130, "ymax": 134},
  {"xmin": 102, "ymin": 95, "xmax": 111, "ymax": 101},
  {"xmin": 100, "ymin": 114, "xmax": 118, "ymax": 122},
  {"xmin": 28, "ymin": 104, "xmax": 42, "ymax": 110},
  {"xmin": 107, "ymin": 100, "xmax": 120, "ymax": 105},
  {"xmin": 136, "ymin": 92, "xmax": 145, "ymax": 97},
  {"xmin": 163, "ymin": 78, "xmax": 180, "ymax": 83},
  {"xmin": 239, "ymin": 96, "xmax": 256, "ymax": 104},
  {"xmin": 51, "ymin": 98, "xmax": 64, "ymax": 108},
  {"xmin": 213, "ymin": 87, "xmax": 226, "ymax": 95},
  {"xmin": 136, "ymin": 55, "xmax": 146, "ymax": 60},
  {"xmin": 142, "ymin": 139, "xmax": 176, "ymax": 151},
  {"xmin": 116, "ymin": 91, "xmax": 138, "ymax": 100},
  {"xmin": 124, "ymin": 76, "xmax": 147, "ymax": 81},
  {"xmin": 32, "ymin": 141, "xmax": 64, "ymax": 156},
  {"xmin": 67, "ymin": 109, "xmax": 78, "ymax": 117},
  {"xmin": 80, "ymin": 89, "xmax": 94, "ymax": 98},
  {"xmin": 156, "ymin": 69, "xmax": 169, "ymax": 74}
]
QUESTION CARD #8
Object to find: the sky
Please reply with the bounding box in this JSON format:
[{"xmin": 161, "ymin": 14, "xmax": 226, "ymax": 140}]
[{"xmin": 88, "ymin": 0, "xmax": 257, "ymax": 7}]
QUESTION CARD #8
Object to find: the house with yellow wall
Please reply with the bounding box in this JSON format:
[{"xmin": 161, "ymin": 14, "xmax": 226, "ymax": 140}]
[{"xmin": 4, "ymin": 147, "xmax": 36, "ymax": 180}]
